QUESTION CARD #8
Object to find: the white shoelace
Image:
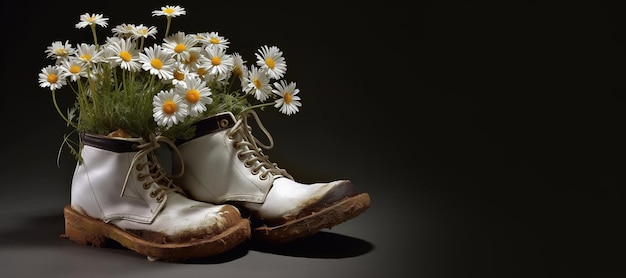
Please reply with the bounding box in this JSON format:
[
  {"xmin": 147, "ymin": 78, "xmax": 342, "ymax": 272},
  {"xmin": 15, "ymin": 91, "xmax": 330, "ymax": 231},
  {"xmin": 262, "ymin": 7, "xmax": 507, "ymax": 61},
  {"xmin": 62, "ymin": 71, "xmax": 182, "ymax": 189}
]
[
  {"xmin": 228, "ymin": 110, "xmax": 293, "ymax": 180},
  {"xmin": 120, "ymin": 134, "xmax": 185, "ymax": 202}
]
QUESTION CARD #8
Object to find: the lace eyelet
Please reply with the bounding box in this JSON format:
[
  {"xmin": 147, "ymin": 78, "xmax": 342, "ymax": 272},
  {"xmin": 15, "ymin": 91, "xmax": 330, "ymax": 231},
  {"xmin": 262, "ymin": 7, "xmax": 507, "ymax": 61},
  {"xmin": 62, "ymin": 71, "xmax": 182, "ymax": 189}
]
[
  {"xmin": 244, "ymin": 161, "xmax": 252, "ymax": 168},
  {"xmin": 143, "ymin": 183, "xmax": 151, "ymax": 190},
  {"xmin": 156, "ymin": 196, "xmax": 164, "ymax": 203},
  {"xmin": 137, "ymin": 174, "xmax": 146, "ymax": 181},
  {"xmin": 149, "ymin": 191, "xmax": 157, "ymax": 198},
  {"xmin": 135, "ymin": 163, "xmax": 144, "ymax": 171},
  {"xmin": 236, "ymin": 152, "xmax": 245, "ymax": 160},
  {"xmin": 260, "ymin": 173, "xmax": 268, "ymax": 180},
  {"xmin": 251, "ymin": 168, "xmax": 259, "ymax": 175},
  {"xmin": 219, "ymin": 119, "xmax": 230, "ymax": 128}
]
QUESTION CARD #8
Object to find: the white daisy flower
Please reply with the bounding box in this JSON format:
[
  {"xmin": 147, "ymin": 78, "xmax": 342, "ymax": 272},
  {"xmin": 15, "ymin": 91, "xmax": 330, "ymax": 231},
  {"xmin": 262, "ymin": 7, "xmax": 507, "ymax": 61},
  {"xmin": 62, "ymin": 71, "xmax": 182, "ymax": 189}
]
[
  {"xmin": 152, "ymin": 5, "xmax": 186, "ymax": 17},
  {"xmin": 180, "ymin": 48, "xmax": 209, "ymax": 72},
  {"xmin": 162, "ymin": 31, "xmax": 199, "ymax": 62},
  {"xmin": 111, "ymin": 23, "xmax": 136, "ymax": 38},
  {"xmin": 75, "ymin": 13, "xmax": 109, "ymax": 29},
  {"xmin": 45, "ymin": 41, "xmax": 75, "ymax": 62},
  {"xmin": 75, "ymin": 43, "xmax": 101, "ymax": 64},
  {"xmin": 106, "ymin": 38, "xmax": 141, "ymax": 71},
  {"xmin": 174, "ymin": 77, "xmax": 213, "ymax": 117},
  {"xmin": 243, "ymin": 66, "xmax": 272, "ymax": 102},
  {"xmin": 255, "ymin": 45, "xmax": 287, "ymax": 80},
  {"xmin": 99, "ymin": 37, "xmax": 117, "ymax": 60},
  {"xmin": 139, "ymin": 45, "xmax": 176, "ymax": 80},
  {"xmin": 164, "ymin": 63, "xmax": 193, "ymax": 88},
  {"xmin": 132, "ymin": 24, "xmax": 158, "ymax": 40},
  {"xmin": 195, "ymin": 31, "xmax": 230, "ymax": 50},
  {"xmin": 231, "ymin": 52, "xmax": 248, "ymax": 86},
  {"xmin": 38, "ymin": 65, "xmax": 67, "ymax": 90},
  {"xmin": 194, "ymin": 65, "xmax": 211, "ymax": 80},
  {"xmin": 59, "ymin": 58, "xmax": 88, "ymax": 82},
  {"xmin": 272, "ymin": 80, "xmax": 302, "ymax": 115},
  {"xmin": 203, "ymin": 46, "xmax": 234, "ymax": 76},
  {"xmin": 152, "ymin": 89, "xmax": 188, "ymax": 128}
]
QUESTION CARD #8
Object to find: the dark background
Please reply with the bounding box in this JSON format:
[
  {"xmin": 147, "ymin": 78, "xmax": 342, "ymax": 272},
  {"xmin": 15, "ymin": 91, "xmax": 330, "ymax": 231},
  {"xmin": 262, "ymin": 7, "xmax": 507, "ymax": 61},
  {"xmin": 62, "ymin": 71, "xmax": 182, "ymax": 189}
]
[{"xmin": 1, "ymin": 1, "xmax": 624, "ymax": 277}]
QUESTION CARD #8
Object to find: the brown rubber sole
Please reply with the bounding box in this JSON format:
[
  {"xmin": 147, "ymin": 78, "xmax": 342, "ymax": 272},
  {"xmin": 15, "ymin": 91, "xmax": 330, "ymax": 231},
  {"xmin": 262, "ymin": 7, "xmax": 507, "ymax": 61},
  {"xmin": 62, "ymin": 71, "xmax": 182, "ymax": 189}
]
[
  {"xmin": 253, "ymin": 192, "xmax": 371, "ymax": 243},
  {"xmin": 61, "ymin": 205, "xmax": 251, "ymax": 262}
]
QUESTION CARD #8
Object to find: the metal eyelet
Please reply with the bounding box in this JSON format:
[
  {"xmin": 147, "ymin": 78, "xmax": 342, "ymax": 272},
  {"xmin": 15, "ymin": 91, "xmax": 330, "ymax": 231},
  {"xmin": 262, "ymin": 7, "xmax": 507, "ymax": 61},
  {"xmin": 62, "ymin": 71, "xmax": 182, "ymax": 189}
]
[
  {"xmin": 143, "ymin": 183, "xmax": 151, "ymax": 190},
  {"xmin": 150, "ymin": 191, "xmax": 157, "ymax": 198},
  {"xmin": 259, "ymin": 173, "xmax": 268, "ymax": 180},
  {"xmin": 135, "ymin": 163, "xmax": 144, "ymax": 171},
  {"xmin": 156, "ymin": 196, "xmax": 164, "ymax": 203},
  {"xmin": 137, "ymin": 174, "xmax": 146, "ymax": 181},
  {"xmin": 251, "ymin": 168, "xmax": 259, "ymax": 175},
  {"xmin": 236, "ymin": 152, "xmax": 245, "ymax": 160},
  {"xmin": 219, "ymin": 118, "xmax": 230, "ymax": 128},
  {"xmin": 244, "ymin": 160, "xmax": 252, "ymax": 168}
]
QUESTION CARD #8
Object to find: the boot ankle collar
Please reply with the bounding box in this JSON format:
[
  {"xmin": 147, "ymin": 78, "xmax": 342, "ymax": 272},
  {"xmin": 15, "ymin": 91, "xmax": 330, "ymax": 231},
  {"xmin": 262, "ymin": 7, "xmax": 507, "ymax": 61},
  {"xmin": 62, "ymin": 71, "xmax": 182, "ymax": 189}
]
[
  {"xmin": 81, "ymin": 133, "xmax": 141, "ymax": 153},
  {"xmin": 180, "ymin": 112, "xmax": 236, "ymax": 144}
]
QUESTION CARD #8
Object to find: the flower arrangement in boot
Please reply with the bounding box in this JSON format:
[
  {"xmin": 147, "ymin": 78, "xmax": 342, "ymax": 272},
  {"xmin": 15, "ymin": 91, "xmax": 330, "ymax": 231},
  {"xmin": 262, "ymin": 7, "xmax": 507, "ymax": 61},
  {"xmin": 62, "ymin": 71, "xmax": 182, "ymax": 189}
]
[
  {"xmin": 37, "ymin": 5, "xmax": 278, "ymax": 261},
  {"xmin": 40, "ymin": 4, "xmax": 370, "ymax": 249},
  {"xmin": 40, "ymin": 6, "xmax": 302, "ymax": 159}
]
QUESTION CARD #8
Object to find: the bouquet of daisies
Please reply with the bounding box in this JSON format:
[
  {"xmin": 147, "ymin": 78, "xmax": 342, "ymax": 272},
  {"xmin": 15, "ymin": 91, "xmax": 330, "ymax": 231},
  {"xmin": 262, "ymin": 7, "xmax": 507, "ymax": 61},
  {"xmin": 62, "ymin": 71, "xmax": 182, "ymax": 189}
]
[{"xmin": 38, "ymin": 5, "xmax": 302, "ymax": 161}]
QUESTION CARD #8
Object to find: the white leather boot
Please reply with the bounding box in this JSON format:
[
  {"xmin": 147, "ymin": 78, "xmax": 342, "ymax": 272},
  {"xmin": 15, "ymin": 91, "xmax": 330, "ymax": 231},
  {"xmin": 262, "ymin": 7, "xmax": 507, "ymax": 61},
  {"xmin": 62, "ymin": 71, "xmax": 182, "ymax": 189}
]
[
  {"xmin": 63, "ymin": 133, "xmax": 251, "ymax": 262},
  {"xmin": 174, "ymin": 111, "xmax": 371, "ymax": 243}
]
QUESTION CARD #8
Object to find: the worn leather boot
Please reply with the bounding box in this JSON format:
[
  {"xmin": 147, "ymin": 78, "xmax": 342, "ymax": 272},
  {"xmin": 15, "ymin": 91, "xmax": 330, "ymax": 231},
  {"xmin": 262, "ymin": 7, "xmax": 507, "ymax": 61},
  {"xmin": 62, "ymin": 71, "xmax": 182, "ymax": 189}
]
[
  {"xmin": 63, "ymin": 132, "xmax": 251, "ymax": 262},
  {"xmin": 174, "ymin": 111, "xmax": 371, "ymax": 243}
]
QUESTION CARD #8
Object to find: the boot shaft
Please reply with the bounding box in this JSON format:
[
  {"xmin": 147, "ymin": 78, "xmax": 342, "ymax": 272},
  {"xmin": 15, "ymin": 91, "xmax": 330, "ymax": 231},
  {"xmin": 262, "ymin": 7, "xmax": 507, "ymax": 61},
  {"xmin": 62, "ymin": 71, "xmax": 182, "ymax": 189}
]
[
  {"xmin": 175, "ymin": 112, "xmax": 273, "ymax": 204},
  {"xmin": 71, "ymin": 133, "xmax": 165, "ymax": 223}
]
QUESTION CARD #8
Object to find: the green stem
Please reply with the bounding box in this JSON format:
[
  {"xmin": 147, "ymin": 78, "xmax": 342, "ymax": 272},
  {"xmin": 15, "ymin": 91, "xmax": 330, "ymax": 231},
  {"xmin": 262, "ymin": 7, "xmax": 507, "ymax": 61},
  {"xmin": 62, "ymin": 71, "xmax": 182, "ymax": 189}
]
[
  {"xmin": 164, "ymin": 16, "xmax": 172, "ymax": 38},
  {"xmin": 240, "ymin": 102, "xmax": 274, "ymax": 115},
  {"xmin": 90, "ymin": 24, "xmax": 99, "ymax": 48},
  {"xmin": 52, "ymin": 90, "xmax": 78, "ymax": 129}
]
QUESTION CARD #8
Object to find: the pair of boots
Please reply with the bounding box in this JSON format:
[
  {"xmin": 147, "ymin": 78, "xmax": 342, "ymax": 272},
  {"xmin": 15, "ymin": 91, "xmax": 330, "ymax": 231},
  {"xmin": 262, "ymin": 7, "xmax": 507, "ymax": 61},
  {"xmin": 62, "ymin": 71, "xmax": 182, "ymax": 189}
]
[{"xmin": 63, "ymin": 111, "xmax": 371, "ymax": 262}]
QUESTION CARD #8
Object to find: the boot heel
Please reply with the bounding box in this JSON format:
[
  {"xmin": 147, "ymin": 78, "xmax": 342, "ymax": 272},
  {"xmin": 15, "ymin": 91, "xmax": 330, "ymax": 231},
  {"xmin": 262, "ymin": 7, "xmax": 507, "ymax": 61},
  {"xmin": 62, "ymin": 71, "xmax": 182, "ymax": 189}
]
[{"xmin": 62, "ymin": 205, "xmax": 108, "ymax": 247}]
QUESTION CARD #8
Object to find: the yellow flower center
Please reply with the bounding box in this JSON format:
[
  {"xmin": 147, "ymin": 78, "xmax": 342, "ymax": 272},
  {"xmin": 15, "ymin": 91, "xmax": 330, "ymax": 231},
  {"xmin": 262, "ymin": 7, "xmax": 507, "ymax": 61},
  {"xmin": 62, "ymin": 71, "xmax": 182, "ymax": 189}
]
[
  {"xmin": 173, "ymin": 70, "xmax": 185, "ymax": 81},
  {"xmin": 47, "ymin": 73, "xmax": 58, "ymax": 83},
  {"xmin": 283, "ymin": 92, "xmax": 292, "ymax": 104},
  {"xmin": 233, "ymin": 67, "xmax": 242, "ymax": 77},
  {"xmin": 174, "ymin": 43, "xmax": 186, "ymax": 53},
  {"xmin": 253, "ymin": 78, "xmax": 261, "ymax": 89},
  {"xmin": 164, "ymin": 8, "xmax": 175, "ymax": 15},
  {"xmin": 55, "ymin": 48, "xmax": 67, "ymax": 56},
  {"xmin": 265, "ymin": 58, "xmax": 275, "ymax": 69},
  {"xmin": 197, "ymin": 68, "xmax": 208, "ymax": 76},
  {"xmin": 69, "ymin": 65, "xmax": 81, "ymax": 74},
  {"xmin": 209, "ymin": 38, "xmax": 220, "ymax": 44},
  {"xmin": 88, "ymin": 16, "xmax": 96, "ymax": 23},
  {"xmin": 185, "ymin": 53, "xmax": 198, "ymax": 64},
  {"xmin": 120, "ymin": 51, "xmax": 131, "ymax": 62},
  {"xmin": 162, "ymin": 100, "xmax": 177, "ymax": 115},
  {"xmin": 151, "ymin": 58, "xmax": 163, "ymax": 70},
  {"xmin": 211, "ymin": 56, "xmax": 221, "ymax": 66},
  {"xmin": 80, "ymin": 54, "xmax": 92, "ymax": 61},
  {"xmin": 186, "ymin": 89, "xmax": 200, "ymax": 103}
]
